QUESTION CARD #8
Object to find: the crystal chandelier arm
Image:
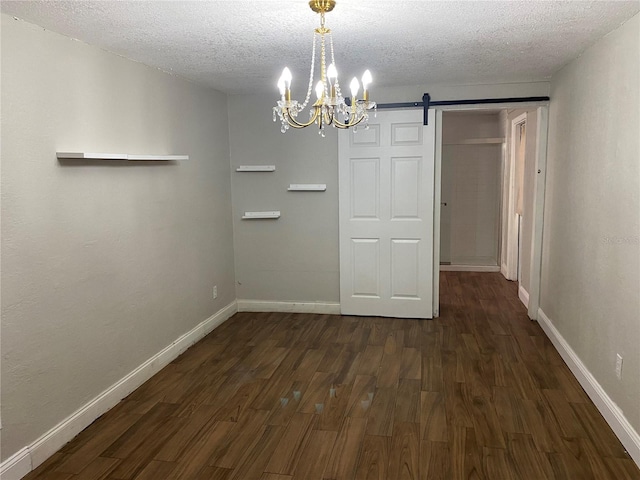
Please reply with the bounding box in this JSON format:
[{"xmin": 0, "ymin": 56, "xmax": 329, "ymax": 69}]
[
  {"xmin": 332, "ymin": 98, "xmax": 374, "ymax": 129},
  {"xmin": 284, "ymin": 106, "xmax": 321, "ymax": 128},
  {"xmin": 332, "ymin": 112, "xmax": 366, "ymax": 129},
  {"xmin": 323, "ymin": 107, "xmax": 335, "ymax": 127}
]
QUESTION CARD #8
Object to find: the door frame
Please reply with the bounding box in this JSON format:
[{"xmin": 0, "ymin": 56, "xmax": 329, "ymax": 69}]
[
  {"xmin": 432, "ymin": 110, "xmax": 443, "ymax": 317},
  {"xmin": 507, "ymin": 112, "xmax": 527, "ymax": 282},
  {"xmin": 526, "ymin": 106, "xmax": 549, "ymax": 320},
  {"xmin": 434, "ymin": 103, "xmax": 549, "ymax": 321}
]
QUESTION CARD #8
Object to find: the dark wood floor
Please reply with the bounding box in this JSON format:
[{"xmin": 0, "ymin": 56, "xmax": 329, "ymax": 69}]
[{"xmin": 25, "ymin": 272, "xmax": 639, "ymax": 479}]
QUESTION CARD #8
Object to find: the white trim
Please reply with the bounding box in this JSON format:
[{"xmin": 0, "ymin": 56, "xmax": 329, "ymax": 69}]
[
  {"xmin": 497, "ymin": 110, "xmax": 507, "ymax": 276},
  {"xmin": 237, "ymin": 300, "xmax": 340, "ymax": 315},
  {"xmin": 517, "ymin": 215, "xmax": 523, "ymax": 284},
  {"xmin": 526, "ymin": 107, "xmax": 549, "ymax": 320},
  {"xmin": 537, "ymin": 308, "xmax": 640, "ymax": 468},
  {"xmin": 432, "ymin": 110, "xmax": 443, "ymax": 318},
  {"xmin": 0, "ymin": 301, "xmax": 237, "ymax": 479},
  {"xmin": 440, "ymin": 264, "xmax": 500, "ymax": 272},
  {"xmin": 518, "ymin": 285, "xmax": 530, "ymax": 307},
  {"xmin": 0, "ymin": 448, "xmax": 31, "ymax": 480}
]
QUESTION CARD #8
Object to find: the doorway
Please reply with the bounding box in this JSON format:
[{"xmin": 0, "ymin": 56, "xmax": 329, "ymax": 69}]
[
  {"xmin": 436, "ymin": 105, "xmax": 549, "ymax": 320},
  {"xmin": 336, "ymin": 103, "xmax": 549, "ymax": 320},
  {"xmin": 503, "ymin": 109, "xmax": 542, "ymax": 309},
  {"xmin": 440, "ymin": 111, "xmax": 503, "ymax": 272}
]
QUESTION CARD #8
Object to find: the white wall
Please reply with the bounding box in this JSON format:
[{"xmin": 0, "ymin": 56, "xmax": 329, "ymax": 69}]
[
  {"xmin": 229, "ymin": 95, "xmax": 340, "ymax": 303},
  {"xmin": 0, "ymin": 15, "xmax": 236, "ymax": 461},
  {"xmin": 442, "ymin": 113, "xmax": 502, "ymax": 144},
  {"xmin": 229, "ymin": 82, "xmax": 549, "ymax": 303},
  {"xmin": 542, "ymin": 12, "xmax": 639, "ymax": 435}
]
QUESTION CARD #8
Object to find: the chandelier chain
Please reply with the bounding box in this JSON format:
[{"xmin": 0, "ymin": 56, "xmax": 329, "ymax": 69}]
[
  {"xmin": 300, "ymin": 32, "xmax": 316, "ymax": 111},
  {"xmin": 320, "ymin": 31, "xmax": 327, "ymax": 97},
  {"xmin": 329, "ymin": 34, "xmax": 343, "ymax": 104}
]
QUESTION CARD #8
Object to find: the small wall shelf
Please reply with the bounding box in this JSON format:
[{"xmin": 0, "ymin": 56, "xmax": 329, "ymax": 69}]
[
  {"xmin": 236, "ymin": 165, "xmax": 276, "ymax": 172},
  {"xmin": 127, "ymin": 154, "xmax": 189, "ymax": 161},
  {"xmin": 56, "ymin": 152, "xmax": 189, "ymax": 161},
  {"xmin": 288, "ymin": 184, "xmax": 327, "ymax": 191},
  {"xmin": 242, "ymin": 211, "xmax": 281, "ymax": 220},
  {"xmin": 57, "ymin": 152, "xmax": 127, "ymax": 160},
  {"xmin": 443, "ymin": 138, "xmax": 505, "ymax": 145}
]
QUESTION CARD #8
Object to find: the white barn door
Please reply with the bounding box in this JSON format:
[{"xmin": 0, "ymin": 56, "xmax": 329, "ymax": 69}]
[{"xmin": 338, "ymin": 109, "xmax": 435, "ymax": 318}]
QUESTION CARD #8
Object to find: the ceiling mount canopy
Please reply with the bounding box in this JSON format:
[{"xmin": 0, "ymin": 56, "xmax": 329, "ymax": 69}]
[
  {"xmin": 308, "ymin": 0, "xmax": 336, "ymax": 14},
  {"xmin": 273, "ymin": 0, "xmax": 376, "ymax": 136}
]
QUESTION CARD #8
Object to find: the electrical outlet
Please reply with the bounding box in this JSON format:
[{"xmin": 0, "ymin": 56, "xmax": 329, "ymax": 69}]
[
  {"xmin": 213, "ymin": 285, "xmax": 218, "ymax": 299},
  {"xmin": 615, "ymin": 354, "xmax": 623, "ymax": 379}
]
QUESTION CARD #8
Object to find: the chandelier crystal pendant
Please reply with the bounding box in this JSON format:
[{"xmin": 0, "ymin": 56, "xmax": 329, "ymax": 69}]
[{"xmin": 273, "ymin": 0, "xmax": 376, "ymax": 136}]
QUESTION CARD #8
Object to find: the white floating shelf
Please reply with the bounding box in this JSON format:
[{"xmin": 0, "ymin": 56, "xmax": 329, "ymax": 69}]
[
  {"xmin": 128, "ymin": 154, "xmax": 189, "ymax": 161},
  {"xmin": 236, "ymin": 165, "xmax": 276, "ymax": 172},
  {"xmin": 56, "ymin": 152, "xmax": 189, "ymax": 161},
  {"xmin": 242, "ymin": 211, "xmax": 281, "ymax": 220},
  {"xmin": 288, "ymin": 184, "xmax": 327, "ymax": 191},
  {"xmin": 57, "ymin": 152, "xmax": 128, "ymax": 160},
  {"xmin": 443, "ymin": 138, "xmax": 505, "ymax": 145}
]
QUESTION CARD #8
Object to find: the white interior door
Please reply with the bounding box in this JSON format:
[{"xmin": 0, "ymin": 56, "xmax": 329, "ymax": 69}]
[
  {"xmin": 504, "ymin": 113, "xmax": 527, "ymax": 281},
  {"xmin": 338, "ymin": 109, "xmax": 435, "ymax": 318}
]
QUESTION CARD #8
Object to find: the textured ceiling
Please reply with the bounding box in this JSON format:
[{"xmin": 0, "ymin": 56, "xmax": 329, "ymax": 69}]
[{"xmin": 2, "ymin": 1, "xmax": 639, "ymax": 94}]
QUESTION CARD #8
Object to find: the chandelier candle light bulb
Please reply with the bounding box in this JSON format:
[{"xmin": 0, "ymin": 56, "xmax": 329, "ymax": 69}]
[
  {"xmin": 279, "ymin": 67, "xmax": 292, "ymax": 102},
  {"xmin": 277, "ymin": 77, "xmax": 286, "ymax": 98},
  {"xmin": 350, "ymin": 78, "xmax": 360, "ymax": 99},
  {"xmin": 327, "ymin": 63, "xmax": 338, "ymax": 98},
  {"xmin": 273, "ymin": 0, "xmax": 376, "ymax": 135},
  {"xmin": 362, "ymin": 69, "xmax": 372, "ymax": 101},
  {"xmin": 315, "ymin": 81, "xmax": 324, "ymax": 100}
]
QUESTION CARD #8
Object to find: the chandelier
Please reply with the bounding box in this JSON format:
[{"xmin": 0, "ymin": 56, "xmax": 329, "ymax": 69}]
[{"xmin": 273, "ymin": 0, "xmax": 376, "ymax": 136}]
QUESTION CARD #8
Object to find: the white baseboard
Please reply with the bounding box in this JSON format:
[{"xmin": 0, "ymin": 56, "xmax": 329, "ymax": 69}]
[
  {"xmin": 237, "ymin": 300, "xmax": 340, "ymax": 315},
  {"xmin": 440, "ymin": 265, "xmax": 501, "ymax": 272},
  {"xmin": 518, "ymin": 285, "xmax": 530, "ymax": 308},
  {"xmin": 0, "ymin": 301, "xmax": 238, "ymax": 480},
  {"xmin": 537, "ymin": 308, "xmax": 640, "ymax": 468},
  {"xmin": 0, "ymin": 448, "xmax": 31, "ymax": 480}
]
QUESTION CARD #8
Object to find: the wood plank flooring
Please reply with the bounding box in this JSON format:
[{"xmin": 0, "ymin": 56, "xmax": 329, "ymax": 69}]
[{"xmin": 24, "ymin": 272, "xmax": 640, "ymax": 479}]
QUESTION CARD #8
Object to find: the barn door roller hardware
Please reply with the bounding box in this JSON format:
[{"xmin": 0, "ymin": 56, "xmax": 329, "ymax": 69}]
[{"xmin": 347, "ymin": 93, "xmax": 550, "ymax": 125}]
